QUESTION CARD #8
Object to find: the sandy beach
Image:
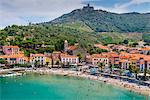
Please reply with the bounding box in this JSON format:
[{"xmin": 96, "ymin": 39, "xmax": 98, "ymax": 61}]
[{"xmin": 25, "ymin": 68, "xmax": 150, "ymax": 96}]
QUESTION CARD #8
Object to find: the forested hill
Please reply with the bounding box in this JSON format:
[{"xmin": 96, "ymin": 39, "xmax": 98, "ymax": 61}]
[
  {"xmin": 48, "ymin": 4, "xmax": 150, "ymax": 32},
  {"xmin": 0, "ymin": 5, "xmax": 150, "ymax": 55}
]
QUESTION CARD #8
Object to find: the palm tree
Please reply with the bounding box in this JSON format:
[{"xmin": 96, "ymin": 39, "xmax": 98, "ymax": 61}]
[
  {"xmin": 46, "ymin": 62, "xmax": 49, "ymax": 68},
  {"xmin": 134, "ymin": 67, "xmax": 140, "ymax": 79},
  {"xmin": 119, "ymin": 69, "xmax": 123, "ymax": 81},
  {"xmin": 98, "ymin": 62, "xmax": 104, "ymax": 72},
  {"xmin": 76, "ymin": 52, "xmax": 82, "ymax": 63},
  {"xmin": 34, "ymin": 60, "xmax": 39, "ymax": 68},
  {"xmin": 0, "ymin": 59, "xmax": 8, "ymax": 68},
  {"xmin": 130, "ymin": 64, "xmax": 140, "ymax": 79},
  {"xmin": 109, "ymin": 63, "xmax": 113, "ymax": 72},
  {"xmin": 128, "ymin": 64, "xmax": 132, "ymax": 72},
  {"xmin": 67, "ymin": 62, "xmax": 70, "ymax": 68},
  {"xmin": 144, "ymin": 61, "xmax": 147, "ymax": 81},
  {"xmin": 51, "ymin": 58, "xmax": 54, "ymax": 68},
  {"xmin": 55, "ymin": 60, "xmax": 60, "ymax": 68},
  {"xmin": 5, "ymin": 60, "xmax": 9, "ymax": 68},
  {"xmin": 61, "ymin": 62, "xmax": 64, "ymax": 70}
]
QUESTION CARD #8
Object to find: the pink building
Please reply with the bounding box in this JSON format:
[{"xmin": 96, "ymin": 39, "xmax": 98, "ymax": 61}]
[
  {"xmin": 2, "ymin": 46, "xmax": 19, "ymax": 55},
  {"xmin": 0, "ymin": 54, "xmax": 28, "ymax": 65}
]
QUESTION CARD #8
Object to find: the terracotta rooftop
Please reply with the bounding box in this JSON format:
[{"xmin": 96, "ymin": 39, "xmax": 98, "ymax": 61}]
[
  {"xmin": 102, "ymin": 52, "xmax": 119, "ymax": 58},
  {"xmin": 0, "ymin": 54, "xmax": 25, "ymax": 58},
  {"xmin": 139, "ymin": 47, "xmax": 150, "ymax": 51},
  {"xmin": 61, "ymin": 54, "xmax": 78, "ymax": 58},
  {"xmin": 53, "ymin": 51, "xmax": 61, "ymax": 54},
  {"xmin": 91, "ymin": 54, "xmax": 108, "ymax": 58},
  {"xmin": 67, "ymin": 46, "xmax": 77, "ymax": 51},
  {"xmin": 94, "ymin": 44, "xmax": 109, "ymax": 50},
  {"xmin": 3, "ymin": 46, "xmax": 19, "ymax": 48},
  {"xmin": 30, "ymin": 54, "xmax": 46, "ymax": 57},
  {"xmin": 120, "ymin": 60, "xmax": 128, "ymax": 63}
]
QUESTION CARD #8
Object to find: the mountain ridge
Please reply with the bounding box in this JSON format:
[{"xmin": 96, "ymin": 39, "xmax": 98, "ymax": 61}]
[
  {"xmin": 47, "ymin": 4, "xmax": 150, "ymax": 32},
  {"xmin": 0, "ymin": 4, "xmax": 149, "ymax": 53}
]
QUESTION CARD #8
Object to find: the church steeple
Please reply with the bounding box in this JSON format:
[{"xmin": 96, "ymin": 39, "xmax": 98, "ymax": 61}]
[{"xmin": 64, "ymin": 40, "xmax": 68, "ymax": 52}]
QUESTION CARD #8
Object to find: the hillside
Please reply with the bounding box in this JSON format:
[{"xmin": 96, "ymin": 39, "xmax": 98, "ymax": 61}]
[
  {"xmin": 0, "ymin": 24, "xmax": 100, "ymax": 55},
  {"xmin": 0, "ymin": 5, "xmax": 150, "ymax": 55},
  {"xmin": 49, "ymin": 4, "xmax": 150, "ymax": 32}
]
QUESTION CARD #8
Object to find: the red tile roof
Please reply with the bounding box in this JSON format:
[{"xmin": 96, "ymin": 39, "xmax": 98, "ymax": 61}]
[
  {"xmin": 60, "ymin": 54, "xmax": 78, "ymax": 58},
  {"xmin": 67, "ymin": 46, "xmax": 77, "ymax": 51},
  {"xmin": 3, "ymin": 46, "xmax": 19, "ymax": 48},
  {"xmin": 30, "ymin": 54, "xmax": 46, "ymax": 57},
  {"xmin": 94, "ymin": 44, "xmax": 109, "ymax": 50},
  {"xmin": 0, "ymin": 54, "xmax": 25, "ymax": 58},
  {"xmin": 91, "ymin": 54, "xmax": 108, "ymax": 58}
]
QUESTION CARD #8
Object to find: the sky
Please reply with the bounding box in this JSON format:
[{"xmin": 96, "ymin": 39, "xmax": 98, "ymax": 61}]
[{"xmin": 0, "ymin": 0, "xmax": 150, "ymax": 28}]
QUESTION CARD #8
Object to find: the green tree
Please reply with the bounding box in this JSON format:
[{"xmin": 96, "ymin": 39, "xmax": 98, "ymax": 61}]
[
  {"xmin": 123, "ymin": 40, "xmax": 128, "ymax": 44},
  {"xmin": 55, "ymin": 60, "xmax": 60, "ymax": 68},
  {"xmin": 46, "ymin": 62, "xmax": 49, "ymax": 67},
  {"xmin": 98, "ymin": 62, "xmax": 104, "ymax": 72},
  {"xmin": 67, "ymin": 62, "xmax": 70, "ymax": 68},
  {"xmin": 51, "ymin": 58, "xmax": 54, "ymax": 68},
  {"xmin": 109, "ymin": 63, "xmax": 113, "ymax": 72},
  {"xmin": 34, "ymin": 61, "xmax": 40, "ymax": 68},
  {"xmin": 0, "ymin": 58, "xmax": 6, "ymax": 64},
  {"xmin": 144, "ymin": 61, "xmax": 148, "ymax": 81},
  {"xmin": 76, "ymin": 52, "xmax": 82, "ymax": 63},
  {"xmin": 129, "ymin": 64, "xmax": 140, "ymax": 79}
]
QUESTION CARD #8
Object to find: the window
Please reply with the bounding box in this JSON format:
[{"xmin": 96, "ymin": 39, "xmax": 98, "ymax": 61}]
[
  {"xmin": 8, "ymin": 48, "xmax": 11, "ymax": 50},
  {"xmin": 10, "ymin": 58, "xmax": 16, "ymax": 61}
]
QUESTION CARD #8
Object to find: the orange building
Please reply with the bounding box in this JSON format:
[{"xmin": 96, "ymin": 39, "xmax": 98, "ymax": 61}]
[{"xmin": 86, "ymin": 54, "xmax": 109, "ymax": 67}]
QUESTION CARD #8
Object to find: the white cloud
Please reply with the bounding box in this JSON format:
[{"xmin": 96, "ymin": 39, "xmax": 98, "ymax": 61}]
[
  {"xmin": 0, "ymin": 11, "xmax": 27, "ymax": 29},
  {"xmin": 131, "ymin": 0, "xmax": 150, "ymax": 4},
  {"xmin": 94, "ymin": 5, "xmax": 128, "ymax": 13},
  {"xmin": 0, "ymin": 0, "xmax": 83, "ymax": 28},
  {"xmin": 94, "ymin": 0, "xmax": 150, "ymax": 13},
  {"xmin": 0, "ymin": 0, "xmax": 150, "ymax": 28},
  {"xmin": 113, "ymin": 0, "xmax": 150, "ymax": 13}
]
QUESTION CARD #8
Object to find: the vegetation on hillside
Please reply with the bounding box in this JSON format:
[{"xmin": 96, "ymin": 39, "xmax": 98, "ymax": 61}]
[
  {"xmin": 0, "ymin": 6, "xmax": 149, "ymax": 55},
  {"xmin": 0, "ymin": 24, "xmax": 99, "ymax": 56},
  {"xmin": 50, "ymin": 6, "xmax": 150, "ymax": 32},
  {"xmin": 0, "ymin": 23, "xmax": 149, "ymax": 56}
]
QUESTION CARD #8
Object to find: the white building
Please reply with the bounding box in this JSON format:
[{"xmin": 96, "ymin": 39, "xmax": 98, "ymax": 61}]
[
  {"xmin": 60, "ymin": 54, "xmax": 79, "ymax": 65},
  {"xmin": 30, "ymin": 54, "xmax": 46, "ymax": 67}
]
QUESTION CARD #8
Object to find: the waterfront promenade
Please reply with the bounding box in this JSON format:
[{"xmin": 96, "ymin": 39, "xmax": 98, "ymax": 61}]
[{"xmin": 0, "ymin": 67, "xmax": 150, "ymax": 96}]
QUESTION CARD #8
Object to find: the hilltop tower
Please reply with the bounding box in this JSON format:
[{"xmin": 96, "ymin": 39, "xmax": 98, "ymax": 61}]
[
  {"xmin": 64, "ymin": 40, "xmax": 68, "ymax": 52},
  {"xmin": 83, "ymin": 4, "xmax": 94, "ymax": 11}
]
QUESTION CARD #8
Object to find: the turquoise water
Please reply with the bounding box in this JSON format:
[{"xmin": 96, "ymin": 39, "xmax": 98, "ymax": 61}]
[{"xmin": 0, "ymin": 74, "xmax": 148, "ymax": 100}]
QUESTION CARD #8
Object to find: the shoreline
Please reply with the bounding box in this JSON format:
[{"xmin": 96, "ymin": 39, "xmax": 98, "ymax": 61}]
[{"xmin": 25, "ymin": 68, "xmax": 150, "ymax": 96}]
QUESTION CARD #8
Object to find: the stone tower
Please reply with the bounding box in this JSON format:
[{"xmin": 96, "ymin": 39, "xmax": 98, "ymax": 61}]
[
  {"xmin": 64, "ymin": 40, "xmax": 68, "ymax": 52},
  {"xmin": 83, "ymin": 3, "xmax": 94, "ymax": 11}
]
